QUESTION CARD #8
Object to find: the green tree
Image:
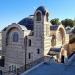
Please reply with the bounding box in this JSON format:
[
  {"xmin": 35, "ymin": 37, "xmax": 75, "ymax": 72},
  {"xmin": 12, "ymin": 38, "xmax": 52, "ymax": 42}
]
[
  {"xmin": 61, "ymin": 19, "xmax": 74, "ymax": 27},
  {"xmin": 50, "ymin": 18, "xmax": 61, "ymax": 25}
]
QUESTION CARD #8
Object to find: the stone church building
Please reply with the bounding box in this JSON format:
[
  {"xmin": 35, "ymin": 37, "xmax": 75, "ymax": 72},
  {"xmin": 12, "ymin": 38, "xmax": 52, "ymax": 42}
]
[{"xmin": 0, "ymin": 6, "xmax": 69, "ymax": 75}]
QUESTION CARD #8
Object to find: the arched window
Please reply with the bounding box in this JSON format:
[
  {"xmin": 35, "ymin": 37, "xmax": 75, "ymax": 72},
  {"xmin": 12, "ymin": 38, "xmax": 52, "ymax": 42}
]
[
  {"xmin": 36, "ymin": 12, "xmax": 41, "ymax": 21},
  {"xmin": 46, "ymin": 13, "xmax": 49, "ymax": 21},
  {"xmin": 51, "ymin": 35, "xmax": 56, "ymax": 47},
  {"xmin": 13, "ymin": 32, "xmax": 19, "ymax": 42}
]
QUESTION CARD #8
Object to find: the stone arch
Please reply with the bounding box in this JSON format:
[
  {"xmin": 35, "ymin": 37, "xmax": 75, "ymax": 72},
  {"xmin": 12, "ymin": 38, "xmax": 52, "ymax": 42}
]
[
  {"xmin": 59, "ymin": 28, "xmax": 65, "ymax": 44},
  {"xmin": 56, "ymin": 25, "xmax": 66, "ymax": 45},
  {"xmin": 34, "ymin": 10, "xmax": 42, "ymax": 21},
  {"xmin": 6, "ymin": 27, "xmax": 19, "ymax": 45},
  {"xmin": 5, "ymin": 24, "xmax": 23, "ymax": 45}
]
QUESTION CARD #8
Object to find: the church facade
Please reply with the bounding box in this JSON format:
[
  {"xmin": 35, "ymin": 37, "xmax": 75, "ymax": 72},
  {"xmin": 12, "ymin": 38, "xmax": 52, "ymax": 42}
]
[{"xmin": 1, "ymin": 6, "xmax": 69, "ymax": 75}]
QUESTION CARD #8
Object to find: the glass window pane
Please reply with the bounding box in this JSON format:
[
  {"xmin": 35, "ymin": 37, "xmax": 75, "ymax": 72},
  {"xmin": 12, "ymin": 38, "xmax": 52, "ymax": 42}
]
[{"xmin": 13, "ymin": 32, "xmax": 19, "ymax": 42}]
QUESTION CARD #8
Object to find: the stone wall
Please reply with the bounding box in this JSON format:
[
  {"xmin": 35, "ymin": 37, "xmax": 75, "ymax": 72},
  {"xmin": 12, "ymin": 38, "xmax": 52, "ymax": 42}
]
[{"xmin": 16, "ymin": 57, "xmax": 44, "ymax": 75}]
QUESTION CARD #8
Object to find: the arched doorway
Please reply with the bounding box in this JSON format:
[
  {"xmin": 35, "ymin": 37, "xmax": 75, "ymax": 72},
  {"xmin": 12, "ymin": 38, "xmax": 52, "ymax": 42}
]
[
  {"xmin": 51, "ymin": 35, "xmax": 56, "ymax": 47},
  {"xmin": 61, "ymin": 55, "xmax": 64, "ymax": 63}
]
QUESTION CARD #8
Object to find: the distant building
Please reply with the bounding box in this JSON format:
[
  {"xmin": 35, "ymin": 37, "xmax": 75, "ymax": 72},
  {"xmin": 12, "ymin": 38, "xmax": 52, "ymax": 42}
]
[
  {"xmin": 0, "ymin": 6, "xmax": 69, "ymax": 75},
  {"xmin": 65, "ymin": 26, "xmax": 71, "ymax": 34}
]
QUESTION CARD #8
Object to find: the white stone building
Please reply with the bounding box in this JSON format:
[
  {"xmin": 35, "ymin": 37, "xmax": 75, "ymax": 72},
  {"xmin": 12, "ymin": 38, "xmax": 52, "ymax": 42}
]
[{"xmin": 0, "ymin": 6, "xmax": 68, "ymax": 75}]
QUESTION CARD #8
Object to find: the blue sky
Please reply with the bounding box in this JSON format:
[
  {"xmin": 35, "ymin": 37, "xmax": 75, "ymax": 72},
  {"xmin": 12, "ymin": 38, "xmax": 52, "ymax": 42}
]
[{"xmin": 0, "ymin": 0, "xmax": 75, "ymax": 31}]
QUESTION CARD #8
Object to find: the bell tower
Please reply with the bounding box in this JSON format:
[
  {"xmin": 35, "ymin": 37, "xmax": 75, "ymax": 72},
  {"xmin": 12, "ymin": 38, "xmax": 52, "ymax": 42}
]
[
  {"xmin": 34, "ymin": 6, "xmax": 51, "ymax": 56},
  {"xmin": 34, "ymin": 6, "xmax": 50, "ymax": 37}
]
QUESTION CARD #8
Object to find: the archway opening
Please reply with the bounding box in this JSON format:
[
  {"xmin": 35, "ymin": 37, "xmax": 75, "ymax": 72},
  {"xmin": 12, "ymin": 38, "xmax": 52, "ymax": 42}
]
[
  {"xmin": 61, "ymin": 55, "xmax": 64, "ymax": 63},
  {"xmin": 58, "ymin": 28, "xmax": 65, "ymax": 45},
  {"xmin": 51, "ymin": 35, "xmax": 56, "ymax": 47},
  {"xmin": 6, "ymin": 27, "xmax": 19, "ymax": 45}
]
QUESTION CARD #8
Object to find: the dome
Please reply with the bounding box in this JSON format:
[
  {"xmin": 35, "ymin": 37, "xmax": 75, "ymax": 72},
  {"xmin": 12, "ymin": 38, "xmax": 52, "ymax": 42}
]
[
  {"xmin": 18, "ymin": 17, "xmax": 34, "ymax": 30},
  {"xmin": 36, "ymin": 6, "xmax": 47, "ymax": 15}
]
